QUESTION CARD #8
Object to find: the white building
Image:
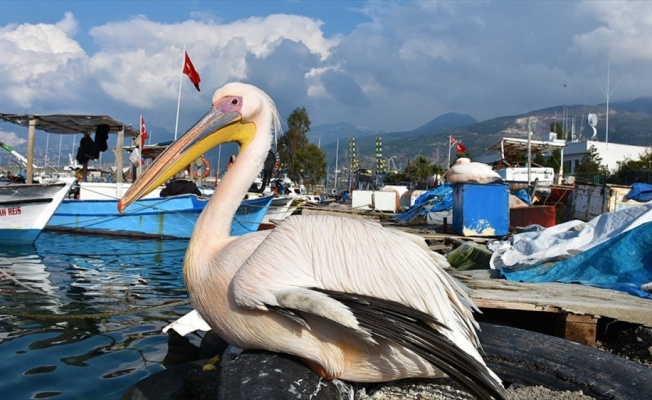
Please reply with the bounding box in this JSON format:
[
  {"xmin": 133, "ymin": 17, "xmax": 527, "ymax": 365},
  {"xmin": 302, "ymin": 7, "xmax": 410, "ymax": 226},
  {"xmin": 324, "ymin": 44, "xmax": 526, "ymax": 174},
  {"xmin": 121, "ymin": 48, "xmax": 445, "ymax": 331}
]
[
  {"xmin": 563, "ymin": 140, "xmax": 649, "ymax": 174},
  {"xmin": 478, "ymin": 138, "xmax": 650, "ymax": 183}
]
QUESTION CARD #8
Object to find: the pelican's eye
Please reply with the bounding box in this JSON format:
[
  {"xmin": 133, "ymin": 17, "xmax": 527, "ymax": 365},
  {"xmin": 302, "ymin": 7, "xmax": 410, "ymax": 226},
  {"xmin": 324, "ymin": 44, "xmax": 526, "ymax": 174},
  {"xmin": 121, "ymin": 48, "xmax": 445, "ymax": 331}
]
[{"xmin": 231, "ymin": 98, "xmax": 238, "ymax": 105}]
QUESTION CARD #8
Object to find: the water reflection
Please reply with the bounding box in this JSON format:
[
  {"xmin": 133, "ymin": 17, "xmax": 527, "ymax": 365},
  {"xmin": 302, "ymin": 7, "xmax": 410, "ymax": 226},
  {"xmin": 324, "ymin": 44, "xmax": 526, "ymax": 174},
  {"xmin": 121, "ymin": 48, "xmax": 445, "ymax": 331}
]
[{"xmin": 0, "ymin": 232, "xmax": 201, "ymax": 399}]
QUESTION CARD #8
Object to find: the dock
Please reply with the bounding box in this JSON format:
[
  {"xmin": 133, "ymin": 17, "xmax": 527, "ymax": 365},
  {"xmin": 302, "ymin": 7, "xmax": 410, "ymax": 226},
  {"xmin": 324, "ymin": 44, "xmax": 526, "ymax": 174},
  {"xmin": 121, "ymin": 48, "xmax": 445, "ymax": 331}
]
[{"xmin": 453, "ymin": 269, "xmax": 652, "ymax": 347}]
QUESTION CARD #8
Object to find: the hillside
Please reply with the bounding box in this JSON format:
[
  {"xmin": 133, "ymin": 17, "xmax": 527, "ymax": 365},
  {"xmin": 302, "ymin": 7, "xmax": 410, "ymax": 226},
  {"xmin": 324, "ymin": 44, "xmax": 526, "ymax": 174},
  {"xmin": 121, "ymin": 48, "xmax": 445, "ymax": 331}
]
[{"xmin": 318, "ymin": 103, "xmax": 652, "ymax": 170}]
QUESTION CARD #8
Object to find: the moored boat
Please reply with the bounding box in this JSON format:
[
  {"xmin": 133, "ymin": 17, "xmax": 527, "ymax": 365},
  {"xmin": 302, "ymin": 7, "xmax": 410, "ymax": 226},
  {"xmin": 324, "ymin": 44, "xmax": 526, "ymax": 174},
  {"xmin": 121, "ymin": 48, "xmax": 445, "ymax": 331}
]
[
  {"xmin": 0, "ymin": 183, "xmax": 70, "ymax": 245},
  {"xmin": 46, "ymin": 194, "xmax": 273, "ymax": 239}
]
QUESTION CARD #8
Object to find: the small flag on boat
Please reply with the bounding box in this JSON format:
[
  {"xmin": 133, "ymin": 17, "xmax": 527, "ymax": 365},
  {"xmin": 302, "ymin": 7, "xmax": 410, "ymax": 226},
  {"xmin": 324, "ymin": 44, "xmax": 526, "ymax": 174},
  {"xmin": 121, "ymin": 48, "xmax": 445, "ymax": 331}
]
[{"xmin": 183, "ymin": 51, "xmax": 201, "ymax": 91}]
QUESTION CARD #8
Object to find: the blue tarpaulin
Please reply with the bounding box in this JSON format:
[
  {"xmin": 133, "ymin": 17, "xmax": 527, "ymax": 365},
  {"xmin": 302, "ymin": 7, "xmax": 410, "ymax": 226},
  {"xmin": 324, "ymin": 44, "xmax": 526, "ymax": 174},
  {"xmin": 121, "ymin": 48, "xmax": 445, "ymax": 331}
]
[
  {"xmin": 393, "ymin": 183, "xmax": 453, "ymax": 222},
  {"xmin": 502, "ymin": 221, "xmax": 652, "ymax": 298},
  {"xmin": 491, "ymin": 203, "xmax": 652, "ymax": 299},
  {"xmin": 627, "ymin": 182, "xmax": 652, "ymax": 202}
]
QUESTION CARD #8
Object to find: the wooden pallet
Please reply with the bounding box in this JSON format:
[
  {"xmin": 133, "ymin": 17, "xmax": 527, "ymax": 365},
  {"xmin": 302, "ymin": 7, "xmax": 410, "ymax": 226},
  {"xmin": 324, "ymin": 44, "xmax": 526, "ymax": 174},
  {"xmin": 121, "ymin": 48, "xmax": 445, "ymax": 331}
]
[{"xmin": 453, "ymin": 270, "xmax": 652, "ymax": 347}]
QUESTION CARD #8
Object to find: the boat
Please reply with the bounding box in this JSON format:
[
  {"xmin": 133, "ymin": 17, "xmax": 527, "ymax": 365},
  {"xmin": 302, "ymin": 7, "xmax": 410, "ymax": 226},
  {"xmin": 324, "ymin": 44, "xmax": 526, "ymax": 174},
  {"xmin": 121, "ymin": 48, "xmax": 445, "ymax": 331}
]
[
  {"xmin": 261, "ymin": 196, "xmax": 298, "ymax": 224},
  {"xmin": 0, "ymin": 182, "xmax": 70, "ymax": 245},
  {"xmin": 46, "ymin": 194, "xmax": 273, "ymax": 239}
]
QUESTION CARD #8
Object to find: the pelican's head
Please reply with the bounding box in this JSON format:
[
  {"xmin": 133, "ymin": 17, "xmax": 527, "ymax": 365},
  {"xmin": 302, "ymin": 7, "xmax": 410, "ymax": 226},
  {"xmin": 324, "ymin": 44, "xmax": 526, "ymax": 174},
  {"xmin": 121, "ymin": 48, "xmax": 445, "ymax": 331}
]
[{"xmin": 118, "ymin": 82, "xmax": 280, "ymax": 211}]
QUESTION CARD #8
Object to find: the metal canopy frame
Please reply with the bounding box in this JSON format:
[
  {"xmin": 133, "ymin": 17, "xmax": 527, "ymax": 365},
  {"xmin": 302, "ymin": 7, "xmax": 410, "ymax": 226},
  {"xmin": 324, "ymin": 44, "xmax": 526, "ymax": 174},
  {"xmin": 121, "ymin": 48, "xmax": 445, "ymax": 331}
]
[
  {"xmin": 489, "ymin": 137, "xmax": 568, "ymax": 185},
  {"xmin": 0, "ymin": 113, "xmax": 139, "ymax": 186},
  {"xmin": 0, "ymin": 113, "xmax": 139, "ymax": 137}
]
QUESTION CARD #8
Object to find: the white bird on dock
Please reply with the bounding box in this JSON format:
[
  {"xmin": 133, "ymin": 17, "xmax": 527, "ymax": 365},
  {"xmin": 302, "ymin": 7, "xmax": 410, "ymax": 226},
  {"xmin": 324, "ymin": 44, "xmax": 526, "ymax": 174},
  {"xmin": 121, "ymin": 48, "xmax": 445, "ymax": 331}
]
[
  {"xmin": 119, "ymin": 82, "xmax": 506, "ymax": 400},
  {"xmin": 445, "ymin": 157, "xmax": 503, "ymax": 184}
]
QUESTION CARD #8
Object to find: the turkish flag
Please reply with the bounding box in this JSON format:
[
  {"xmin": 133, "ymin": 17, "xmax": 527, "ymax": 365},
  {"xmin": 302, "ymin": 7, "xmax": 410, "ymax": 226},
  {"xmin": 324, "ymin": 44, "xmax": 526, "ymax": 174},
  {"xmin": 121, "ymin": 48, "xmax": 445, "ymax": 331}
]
[
  {"xmin": 140, "ymin": 115, "xmax": 148, "ymax": 147},
  {"xmin": 183, "ymin": 52, "xmax": 201, "ymax": 91},
  {"xmin": 450, "ymin": 137, "xmax": 456, "ymax": 143},
  {"xmin": 455, "ymin": 142, "xmax": 466, "ymax": 153}
]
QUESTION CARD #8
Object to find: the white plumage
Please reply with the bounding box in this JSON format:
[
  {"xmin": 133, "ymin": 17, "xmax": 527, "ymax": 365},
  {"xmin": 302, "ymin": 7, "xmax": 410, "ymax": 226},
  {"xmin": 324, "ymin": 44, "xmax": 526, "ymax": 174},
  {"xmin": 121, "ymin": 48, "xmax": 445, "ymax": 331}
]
[{"xmin": 119, "ymin": 82, "xmax": 506, "ymax": 400}]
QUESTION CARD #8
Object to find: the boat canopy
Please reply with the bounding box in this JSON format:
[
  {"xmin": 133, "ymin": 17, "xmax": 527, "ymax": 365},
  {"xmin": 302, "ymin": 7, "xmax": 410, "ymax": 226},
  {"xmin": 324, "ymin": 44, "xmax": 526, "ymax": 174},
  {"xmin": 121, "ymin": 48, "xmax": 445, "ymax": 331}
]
[
  {"xmin": 0, "ymin": 113, "xmax": 139, "ymax": 137},
  {"xmin": 489, "ymin": 137, "xmax": 566, "ymax": 158},
  {"xmin": 0, "ymin": 113, "xmax": 138, "ymax": 185}
]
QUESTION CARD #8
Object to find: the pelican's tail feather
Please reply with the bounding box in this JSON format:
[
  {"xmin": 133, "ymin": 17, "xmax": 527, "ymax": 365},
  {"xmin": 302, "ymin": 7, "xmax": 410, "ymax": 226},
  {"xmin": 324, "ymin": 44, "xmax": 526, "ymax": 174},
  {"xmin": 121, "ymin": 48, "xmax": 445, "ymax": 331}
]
[{"xmin": 318, "ymin": 289, "xmax": 507, "ymax": 400}]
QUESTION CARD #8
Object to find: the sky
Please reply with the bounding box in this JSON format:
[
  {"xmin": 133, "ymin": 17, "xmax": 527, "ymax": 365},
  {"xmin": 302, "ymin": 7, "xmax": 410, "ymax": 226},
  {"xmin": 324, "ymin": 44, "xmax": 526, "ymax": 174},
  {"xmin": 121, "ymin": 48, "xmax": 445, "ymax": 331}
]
[{"xmin": 1, "ymin": 0, "xmax": 651, "ymax": 151}]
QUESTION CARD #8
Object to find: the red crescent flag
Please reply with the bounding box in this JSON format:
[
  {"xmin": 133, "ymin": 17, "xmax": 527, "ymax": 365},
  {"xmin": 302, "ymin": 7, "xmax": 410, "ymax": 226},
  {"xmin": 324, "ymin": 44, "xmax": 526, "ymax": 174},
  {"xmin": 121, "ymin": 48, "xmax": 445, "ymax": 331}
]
[
  {"xmin": 182, "ymin": 52, "xmax": 201, "ymax": 91},
  {"xmin": 455, "ymin": 142, "xmax": 466, "ymax": 153},
  {"xmin": 139, "ymin": 115, "xmax": 148, "ymax": 147}
]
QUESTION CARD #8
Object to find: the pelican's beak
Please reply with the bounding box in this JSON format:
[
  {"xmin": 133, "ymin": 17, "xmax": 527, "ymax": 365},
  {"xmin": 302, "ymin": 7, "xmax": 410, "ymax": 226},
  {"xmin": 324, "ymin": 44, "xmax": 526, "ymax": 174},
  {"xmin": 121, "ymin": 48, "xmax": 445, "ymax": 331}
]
[{"xmin": 118, "ymin": 108, "xmax": 255, "ymax": 211}]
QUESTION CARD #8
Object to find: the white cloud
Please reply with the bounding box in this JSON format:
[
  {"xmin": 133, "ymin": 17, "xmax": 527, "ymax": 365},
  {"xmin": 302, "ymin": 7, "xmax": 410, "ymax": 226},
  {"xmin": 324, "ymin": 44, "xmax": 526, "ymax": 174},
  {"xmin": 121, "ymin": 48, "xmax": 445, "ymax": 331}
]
[
  {"xmin": 0, "ymin": 13, "xmax": 86, "ymax": 108},
  {"xmin": 574, "ymin": 1, "xmax": 652, "ymax": 63},
  {"xmin": 0, "ymin": 130, "xmax": 27, "ymax": 147},
  {"xmin": 1, "ymin": 1, "xmax": 652, "ymax": 137}
]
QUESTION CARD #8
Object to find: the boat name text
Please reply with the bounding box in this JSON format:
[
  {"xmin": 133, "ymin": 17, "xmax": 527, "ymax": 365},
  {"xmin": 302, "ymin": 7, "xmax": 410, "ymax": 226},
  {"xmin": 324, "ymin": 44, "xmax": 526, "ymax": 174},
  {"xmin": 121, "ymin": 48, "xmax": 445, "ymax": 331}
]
[{"xmin": 0, "ymin": 207, "xmax": 21, "ymax": 216}]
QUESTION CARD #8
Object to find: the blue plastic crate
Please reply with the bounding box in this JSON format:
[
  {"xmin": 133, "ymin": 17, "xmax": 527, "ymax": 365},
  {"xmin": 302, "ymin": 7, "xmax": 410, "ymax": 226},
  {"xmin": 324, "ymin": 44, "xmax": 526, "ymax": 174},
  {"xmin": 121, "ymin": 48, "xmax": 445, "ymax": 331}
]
[{"xmin": 452, "ymin": 183, "xmax": 509, "ymax": 236}]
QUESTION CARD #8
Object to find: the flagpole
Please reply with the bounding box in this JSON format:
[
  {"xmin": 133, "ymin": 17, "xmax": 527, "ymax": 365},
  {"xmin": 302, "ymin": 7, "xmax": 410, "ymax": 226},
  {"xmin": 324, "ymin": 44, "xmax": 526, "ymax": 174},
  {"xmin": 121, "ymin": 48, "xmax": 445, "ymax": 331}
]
[
  {"xmin": 447, "ymin": 135, "xmax": 452, "ymax": 168},
  {"xmin": 174, "ymin": 47, "xmax": 185, "ymax": 140}
]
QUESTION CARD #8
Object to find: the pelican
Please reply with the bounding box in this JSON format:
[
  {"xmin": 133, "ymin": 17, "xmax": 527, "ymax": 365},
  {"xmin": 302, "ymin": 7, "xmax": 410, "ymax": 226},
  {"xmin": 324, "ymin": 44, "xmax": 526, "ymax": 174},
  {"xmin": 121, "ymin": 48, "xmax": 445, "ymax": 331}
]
[
  {"xmin": 119, "ymin": 83, "xmax": 506, "ymax": 400},
  {"xmin": 445, "ymin": 157, "xmax": 503, "ymax": 184}
]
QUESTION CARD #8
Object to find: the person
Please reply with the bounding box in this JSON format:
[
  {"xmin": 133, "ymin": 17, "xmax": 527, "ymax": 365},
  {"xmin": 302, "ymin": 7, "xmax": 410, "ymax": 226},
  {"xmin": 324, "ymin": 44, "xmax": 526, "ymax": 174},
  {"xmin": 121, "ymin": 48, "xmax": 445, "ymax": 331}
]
[
  {"xmin": 160, "ymin": 171, "xmax": 202, "ymax": 197},
  {"xmin": 68, "ymin": 171, "xmax": 82, "ymax": 199}
]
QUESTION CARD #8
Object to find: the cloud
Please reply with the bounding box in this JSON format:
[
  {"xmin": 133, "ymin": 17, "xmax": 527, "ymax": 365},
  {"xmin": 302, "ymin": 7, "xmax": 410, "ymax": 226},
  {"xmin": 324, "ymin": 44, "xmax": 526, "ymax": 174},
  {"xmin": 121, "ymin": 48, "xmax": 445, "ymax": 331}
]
[
  {"xmin": 2, "ymin": 0, "xmax": 652, "ymax": 139},
  {"xmin": 0, "ymin": 12, "xmax": 87, "ymax": 109},
  {"xmin": 0, "ymin": 130, "xmax": 27, "ymax": 147}
]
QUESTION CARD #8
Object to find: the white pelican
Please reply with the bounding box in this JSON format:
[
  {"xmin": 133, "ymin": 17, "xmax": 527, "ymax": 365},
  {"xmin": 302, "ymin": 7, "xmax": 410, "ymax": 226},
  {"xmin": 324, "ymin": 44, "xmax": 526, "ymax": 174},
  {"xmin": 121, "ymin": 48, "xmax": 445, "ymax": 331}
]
[
  {"xmin": 119, "ymin": 83, "xmax": 506, "ymax": 400},
  {"xmin": 445, "ymin": 157, "xmax": 503, "ymax": 184}
]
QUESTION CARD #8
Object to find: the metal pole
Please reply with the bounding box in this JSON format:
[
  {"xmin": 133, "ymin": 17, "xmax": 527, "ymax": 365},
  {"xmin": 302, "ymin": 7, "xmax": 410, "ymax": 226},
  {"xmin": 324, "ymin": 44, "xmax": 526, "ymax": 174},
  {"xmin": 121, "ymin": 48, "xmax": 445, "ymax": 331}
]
[
  {"xmin": 26, "ymin": 118, "xmax": 36, "ymax": 184},
  {"xmin": 174, "ymin": 47, "xmax": 185, "ymax": 140}
]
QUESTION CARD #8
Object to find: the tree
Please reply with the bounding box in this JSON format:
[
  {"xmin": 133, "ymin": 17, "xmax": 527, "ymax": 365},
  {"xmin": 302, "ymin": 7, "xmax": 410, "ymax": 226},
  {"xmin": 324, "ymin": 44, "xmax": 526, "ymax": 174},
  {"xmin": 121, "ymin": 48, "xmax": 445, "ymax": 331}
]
[
  {"xmin": 405, "ymin": 155, "xmax": 443, "ymax": 188},
  {"xmin": 278, "ymin": 107, "xmax": 310, "ymax": 183},
  {"xmin": 299, "ymin": 144, "xmax": 327, "ymax": 191},
  {"xmin": 550, "ymin": 122, "xmax": 563, "ymax": 140},
  {"xmin": 277, "ymin": 107, "xmax": 326, "ymax": 187},
  {"xmin": 609, "ymin": 148, "xmax": 652, "ymax": 184},
  {"xmin": 574, "ymin": 145, "xmax": 609, "ymax": 182}
]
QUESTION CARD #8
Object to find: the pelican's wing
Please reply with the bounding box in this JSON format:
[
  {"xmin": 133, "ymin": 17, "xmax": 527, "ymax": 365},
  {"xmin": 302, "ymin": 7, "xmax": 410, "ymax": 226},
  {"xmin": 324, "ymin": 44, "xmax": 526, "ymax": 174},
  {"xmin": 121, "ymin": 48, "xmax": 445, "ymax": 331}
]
[{"xmin": 231, "ymin": 215, "xmax": 480, "ymax": 351}]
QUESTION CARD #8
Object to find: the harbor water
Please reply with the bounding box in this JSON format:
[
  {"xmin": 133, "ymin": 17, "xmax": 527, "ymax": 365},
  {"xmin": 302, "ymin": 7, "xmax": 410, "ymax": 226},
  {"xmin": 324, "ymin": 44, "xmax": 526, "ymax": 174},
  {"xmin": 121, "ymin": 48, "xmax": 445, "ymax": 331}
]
[{"xmin": 0, "ymin": 232, "xmax": 202, "ymax": 399}]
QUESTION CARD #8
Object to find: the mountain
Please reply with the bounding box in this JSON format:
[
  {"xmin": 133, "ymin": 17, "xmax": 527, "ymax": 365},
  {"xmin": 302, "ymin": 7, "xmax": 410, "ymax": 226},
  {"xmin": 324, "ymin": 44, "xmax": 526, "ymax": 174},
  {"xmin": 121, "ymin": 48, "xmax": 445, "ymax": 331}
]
[
  {"xmin": 317, "ymin": 104, "xmax": 652, "ymax": 171},
  {"xmin": 408, "ymin": 112, "xmax": 477, "ymax": 136},
  {"xmin": 308, "ymin": 122, "xmax": 383, "ymax": 147},
  {"xmin": 611, "ymin": 97, "xmax": 652, "ymax": 114},
  {"xmin": 3, "ymin": 101, "xmax": 650, "ymax": 173}
]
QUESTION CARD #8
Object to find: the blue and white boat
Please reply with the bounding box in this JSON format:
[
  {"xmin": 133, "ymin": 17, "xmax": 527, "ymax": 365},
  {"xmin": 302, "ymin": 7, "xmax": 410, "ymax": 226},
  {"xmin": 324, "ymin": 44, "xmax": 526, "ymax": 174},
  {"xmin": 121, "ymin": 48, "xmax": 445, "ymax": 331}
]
[
  {"xmin": 46, "ymin": 194, "xmax": 273, "ymax": 239},
  {"xmin": 0, "ymin": 183, "xmax": 69, "ymax": 245}
]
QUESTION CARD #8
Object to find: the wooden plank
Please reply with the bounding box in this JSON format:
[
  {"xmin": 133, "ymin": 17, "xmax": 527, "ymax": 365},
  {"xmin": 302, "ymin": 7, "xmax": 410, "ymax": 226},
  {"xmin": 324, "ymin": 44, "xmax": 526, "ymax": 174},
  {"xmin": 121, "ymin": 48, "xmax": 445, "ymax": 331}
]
[
  {"xmin": 452, "ymin": 270, "xmax": 652, "ymax": 328},
  {"xmin": 555, "ymin": 313, "xmax": 598, "ymax": 347}
]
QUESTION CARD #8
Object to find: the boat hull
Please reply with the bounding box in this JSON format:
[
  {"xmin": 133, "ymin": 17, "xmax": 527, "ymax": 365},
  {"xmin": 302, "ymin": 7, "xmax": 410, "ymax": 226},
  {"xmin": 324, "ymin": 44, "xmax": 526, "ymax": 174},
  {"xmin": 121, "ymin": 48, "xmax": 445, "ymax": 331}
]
[
  {"xmin": 0, "ymin": 183, "xmax": 69, "ymax": 245},
  {"xmin": 46, "ymin": 195, "xmax": 273, "ymax": 239}
]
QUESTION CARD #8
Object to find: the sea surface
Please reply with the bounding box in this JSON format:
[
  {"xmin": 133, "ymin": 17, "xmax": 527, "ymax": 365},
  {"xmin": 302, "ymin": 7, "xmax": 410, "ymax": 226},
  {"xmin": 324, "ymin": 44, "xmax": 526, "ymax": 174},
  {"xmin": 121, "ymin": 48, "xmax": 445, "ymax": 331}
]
[{"xmin": 0, "ymin": 232, "xmax": 202, "ymax": 399}]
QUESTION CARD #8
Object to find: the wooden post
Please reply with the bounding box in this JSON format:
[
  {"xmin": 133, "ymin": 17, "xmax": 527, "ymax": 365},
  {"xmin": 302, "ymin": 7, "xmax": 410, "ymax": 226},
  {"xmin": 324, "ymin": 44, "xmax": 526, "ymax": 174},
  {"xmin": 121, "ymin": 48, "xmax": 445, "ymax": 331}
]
[{"xmin": 116, "ymin": 126, "xmax": 124, "ymax": 198}]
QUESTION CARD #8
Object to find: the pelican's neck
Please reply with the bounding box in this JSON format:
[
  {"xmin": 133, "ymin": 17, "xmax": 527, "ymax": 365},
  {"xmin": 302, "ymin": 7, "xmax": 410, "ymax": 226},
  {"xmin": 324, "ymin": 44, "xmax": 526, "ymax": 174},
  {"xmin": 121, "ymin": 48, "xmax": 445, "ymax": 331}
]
[{"xmin": 192, "ymin": 127, "xmax": 271, "ymax": 244}]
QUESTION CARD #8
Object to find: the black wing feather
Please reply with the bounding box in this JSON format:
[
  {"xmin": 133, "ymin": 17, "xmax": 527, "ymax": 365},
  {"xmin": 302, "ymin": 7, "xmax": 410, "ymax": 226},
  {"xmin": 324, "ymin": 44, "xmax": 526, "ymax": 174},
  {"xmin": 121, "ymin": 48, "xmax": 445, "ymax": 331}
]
[{"xmin": 316, "ymin": 289, "xmax": 507, "ymax": 400}]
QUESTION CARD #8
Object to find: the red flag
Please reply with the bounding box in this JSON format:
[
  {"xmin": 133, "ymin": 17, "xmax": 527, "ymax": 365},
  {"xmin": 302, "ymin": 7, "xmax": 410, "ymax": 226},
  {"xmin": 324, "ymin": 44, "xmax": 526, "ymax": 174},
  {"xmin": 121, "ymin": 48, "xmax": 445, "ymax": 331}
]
[
  {"xmin": 450, "ymin": 136, "xmax": 456, "ymax": 143},
  {"xmin": 139, "ymin": 115, "xmax": 148, "ymax": 148},
  {"xmin": 455, "ymin": 142, "xmax": 466, "ymax": 153},
  {"xmin": 183, "ymin": 51, "xmax": 201, "ymax": 91}
]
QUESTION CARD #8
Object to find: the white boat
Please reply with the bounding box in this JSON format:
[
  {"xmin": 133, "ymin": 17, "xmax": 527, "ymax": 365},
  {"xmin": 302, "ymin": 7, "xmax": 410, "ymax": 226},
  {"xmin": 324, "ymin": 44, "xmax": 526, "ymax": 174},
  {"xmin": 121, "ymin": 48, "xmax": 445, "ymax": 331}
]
[
  {"xmin": 0, "ymin": 183, "xmax": 69, "ymax": 245},
  {"xmin": 262, "ymin": 196, "xmax": 298, "ymax": 224}
]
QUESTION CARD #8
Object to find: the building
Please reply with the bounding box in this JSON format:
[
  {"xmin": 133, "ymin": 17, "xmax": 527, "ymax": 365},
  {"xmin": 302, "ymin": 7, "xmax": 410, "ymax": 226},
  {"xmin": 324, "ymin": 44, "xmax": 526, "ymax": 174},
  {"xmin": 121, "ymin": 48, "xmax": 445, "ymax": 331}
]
[{"xmin": 563, "ymin": 140, "xmax": 649, "ymax": 174}]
